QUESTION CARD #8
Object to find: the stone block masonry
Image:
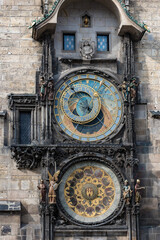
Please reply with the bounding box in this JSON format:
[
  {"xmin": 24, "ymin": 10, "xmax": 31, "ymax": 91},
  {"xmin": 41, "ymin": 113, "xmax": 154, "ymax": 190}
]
[{"xmin": 0, "ymin": 0, "xmax": 160, "ymax": 240}]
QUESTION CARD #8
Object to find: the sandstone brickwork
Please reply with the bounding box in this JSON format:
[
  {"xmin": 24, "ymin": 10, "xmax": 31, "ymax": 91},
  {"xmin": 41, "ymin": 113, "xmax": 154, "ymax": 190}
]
[{"xmin": 0, "ymin": 0, "xmax": 160, "ymax": 240}]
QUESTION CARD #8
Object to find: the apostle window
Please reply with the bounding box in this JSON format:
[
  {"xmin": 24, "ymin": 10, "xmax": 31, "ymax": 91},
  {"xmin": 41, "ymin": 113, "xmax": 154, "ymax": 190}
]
[
  {"xmin": 97, "ymin": 34, "xmax": 109, "ymax": 52},
  {"xmin": 63, "ymin": 33, "xmax": 75, "ymax": 51}
]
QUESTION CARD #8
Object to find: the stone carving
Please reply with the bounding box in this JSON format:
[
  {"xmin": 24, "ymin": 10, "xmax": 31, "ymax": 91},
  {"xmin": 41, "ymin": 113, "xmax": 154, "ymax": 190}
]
[
  {"xmin": 120, "ymin": 77, "xmax": 139, "ymax": 102},
  {"xmin": 123, "ymin": 180, "xmax": 132, "ymax": 205},
  {"xmin": 47, "ymin": 80, "xmax": 54, "ymax": 101},
  {"xmin": 40, "ymin": 77, "xmax": 47, "ymax": 101},
  {"xmin": 39, "ymin": 77, "xmax": 54, "ymax": 101},
  {"xmin": 48, "ymin": 170, "xmax": 60, "ymax": 204},
  {"xmin": 135, "ymin": 179, "xmax": 145, "ymax": 204},
  {"xmin": 11, "ymin": 146, "xmax": 45, "ymax": 169},
  {"xmin": 120, "ymin": 79, "xmax": 129, "ymax": 101},
  {"xmin": 8, "ymin": 94, "xmax": 37, "ymax": 110},
  {"xmin": 128, "ymin": 77, "xmax": 139, "ymax": 101},
  {"xmin": 80, "ymin": 40, "xmax": 95, "ymax": 60},
  {"xmin": 37, "ymin": 180, "xmax": 46, "ymax": 203}
]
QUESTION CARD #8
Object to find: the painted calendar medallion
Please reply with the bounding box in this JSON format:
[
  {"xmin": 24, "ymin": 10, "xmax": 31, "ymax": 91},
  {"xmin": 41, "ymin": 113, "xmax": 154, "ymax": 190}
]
[{"xmin": 58, "ymin": 161, "xmax": 121, "ymax": 225}]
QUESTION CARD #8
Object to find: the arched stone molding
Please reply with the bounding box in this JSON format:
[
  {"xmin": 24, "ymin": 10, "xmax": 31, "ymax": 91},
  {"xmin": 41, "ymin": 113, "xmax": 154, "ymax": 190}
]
[{"xmin": 32, "ymin": 0, "xmax": 146, "ymax": 41}]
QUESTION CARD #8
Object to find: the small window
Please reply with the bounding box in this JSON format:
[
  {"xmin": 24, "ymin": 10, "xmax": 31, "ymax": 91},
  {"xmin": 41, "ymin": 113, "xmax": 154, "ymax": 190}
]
[
  {"xmin": 19, "ymin": 111, "xmax": 31, "ymax": 144},
  {"xmin": 63, "ymin": 33, "xmax": 75, "ymax": 51},
  {"xmin": 97, "ymin": 34, "xmax": 109, "ymax": 52}
]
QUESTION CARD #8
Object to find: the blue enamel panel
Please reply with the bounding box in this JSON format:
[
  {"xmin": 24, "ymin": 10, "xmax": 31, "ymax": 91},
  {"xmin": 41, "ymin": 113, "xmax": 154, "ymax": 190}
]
[
  {"xmin": 81, "ymin": 137, "xmax": 88, "ymax": 141},
  {"xmin": 89, "ymin": 75, "xmax": 95, "ymax": 79},
  {"xmin": 81, "ymin": 75, "xmax": 87, "ymax": 78},
  {"xmin": 111, "ymin": 86, "xmax": 116, "ymax": 92},
  {"xmin": 115, "ymin": 93, "xmax": 119, "ymax": 99},
  {"xmin": 54, "ymin": 100, "xmax": 58, "ymax": 106},
  {"xmin": 115, "ymin": 117, "xmax": 120, "ymax": 124},
  {"xmin": 97, "ymin": 77, "xmax": 103, "ymax": 81},
  {"xmin": 118, "ymin": 101, "xmax": 121, "ymax": 107},
  {"xmin": 66, "ymin": 80, "xmax": 71, "ymax": 85},
  {"xmin": 60, "ymin": 85, "xmax": 65, "ymax": 91},
  {"xmin": 73, "ymin": 76, "xmax": 78, "ymax": 80},
  {"xmin": 56, "ymin": 116, "xmax": 60, "ymax": 122},
  {"xmin": 56, "ymin": 92, "xmax": 61, "ymax": 98},
  {"xmin": 105, "ymin": 81, "xmax": 110, "ymax": 86},
  {"xmin": 63, "ymin": 34, "xmax": 75, "ymax": 51},
  {"xmin": 89, "ymin": 137, "xmax": 97, "ymax": 141},
  {"xmin": 97, "ymin": 35, "xmax": 109, "ymax": 51},
  {"xmin": 118, "ymin": 110, "xmax": 121, "ymax": 116},
  {"xmin": 110, "ymin": 124, "xmax": 116, "ymax": 131},
  {"xmin": 97, "ymin": 135, "xmax": 104, "ymax": 140},
  {"xmin": 105, "ymin": 130, "xmax": 111, "ymax": 136},
  {"xmin": 72, "ymin": 134, "xmax": 80, "ymax": 140},
  {"xmin": 66, "ymin": 130, "xmax": 72, "ymax": 136},
  {"xmin": 54, "ymin": 108, "xmax": 58, "ymax": 114},
  {"xmin": 60, "ymin": 124, "xmax": 65, "ymax": 130}
]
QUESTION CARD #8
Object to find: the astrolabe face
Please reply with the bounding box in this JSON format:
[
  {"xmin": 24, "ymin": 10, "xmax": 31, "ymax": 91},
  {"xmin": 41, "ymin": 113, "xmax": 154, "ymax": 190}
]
[
  {"xmin": 54, "ymin": 73, "xmax": 123, "ymax": 142},
  {"xmin": 58, "ymin": 161, "xmax": 121, "ymax": 225}
]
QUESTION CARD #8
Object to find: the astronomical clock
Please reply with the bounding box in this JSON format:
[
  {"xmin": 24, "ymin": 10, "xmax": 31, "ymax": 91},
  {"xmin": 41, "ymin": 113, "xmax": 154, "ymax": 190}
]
[
  {"xmin": 9, "ymin": 0, "xmax": 148, "ymax": 239},
  {"xmin": 54, "ymin": 73, "xmax": 123, "ymax": 142}
]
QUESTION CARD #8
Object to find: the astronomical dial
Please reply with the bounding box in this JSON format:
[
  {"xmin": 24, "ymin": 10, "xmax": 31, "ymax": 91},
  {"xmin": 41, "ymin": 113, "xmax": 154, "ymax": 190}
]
[{"xmin": 54, "ymin": 73, "xmax": 123, "ymax": 142}]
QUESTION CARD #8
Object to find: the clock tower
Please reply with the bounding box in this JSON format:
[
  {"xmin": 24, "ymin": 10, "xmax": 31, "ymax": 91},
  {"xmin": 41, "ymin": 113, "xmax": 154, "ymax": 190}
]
[{"xmin": 9, "ymin": 0, "xmax": 149, "ymax": 239}]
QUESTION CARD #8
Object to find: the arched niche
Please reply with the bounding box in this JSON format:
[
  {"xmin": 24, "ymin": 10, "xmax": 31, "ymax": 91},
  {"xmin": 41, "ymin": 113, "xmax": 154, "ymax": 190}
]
[{"xmin": 32, "ymin": 0, "xmax": 146, "ymax": 41}]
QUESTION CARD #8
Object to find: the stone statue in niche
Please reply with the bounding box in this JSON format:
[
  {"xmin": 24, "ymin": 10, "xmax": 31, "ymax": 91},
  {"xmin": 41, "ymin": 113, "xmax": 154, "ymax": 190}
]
[
  {"xmin": 40, "ymin": 76, "xmax": 47, "ymax": 100},
  {"xmin": 48, "ymin": 170, "xmax": 61, "ymax": 204},
  {"xmin": 120, "ymin": 78, "xmax": 129, "ymax": 101},
  {"xmin": 47, "ymin": 80, "xmax": 54, "ymax": 101},
  {"xmin": 123, "ymin": 179, "xmax": 132, "ymax": 205},
  {"xmin": 80, "ymin": 40, "xmax": 95, "ymax": 60},
  {"xmin": 82, "ymin": 14, "xmax": 91, "ymax": 27},
  {"xmin": 128, "ymin": 77, "xmax": 139, "ymax": 101},
  {"xmin": 37, "ymin": 179, "xmax": 46, "ymax": 203},
  {"xmin": 135, "ymin": 179, "xmax": 145, "ymax": 204}
]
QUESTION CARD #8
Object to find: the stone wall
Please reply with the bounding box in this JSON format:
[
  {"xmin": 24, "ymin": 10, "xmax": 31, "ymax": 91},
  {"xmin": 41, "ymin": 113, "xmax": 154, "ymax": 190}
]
[
  {"xmin": 0, "ymin": 0, "xmax": 160, "ymax": 240},
  {"xmin": 0, "ymin": 0, "xmax": 42, "ymax": 239},
  {"xmin": 130, "ymin": 0, "xmax": 160, "ymax": 239}
]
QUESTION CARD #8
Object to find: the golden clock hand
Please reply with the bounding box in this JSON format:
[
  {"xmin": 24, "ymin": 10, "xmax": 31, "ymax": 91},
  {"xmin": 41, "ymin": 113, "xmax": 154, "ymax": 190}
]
[
  {"xmin": 97, "ymin": 79, "xmax": 105, "ymax": 92},
  {"xmin": 87, "ymin": 92, "xmax": 99, "ymax": 108}
]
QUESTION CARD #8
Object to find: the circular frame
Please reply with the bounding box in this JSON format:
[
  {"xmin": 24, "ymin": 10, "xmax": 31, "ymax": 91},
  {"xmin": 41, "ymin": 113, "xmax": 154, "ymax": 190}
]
[
  {"xmin": 57, "ymin": 155, "xmax": 124, "ymax": 226},
  {"xmin": 54, "ymin": 69, "xmax": 124, "ymax": 143}
]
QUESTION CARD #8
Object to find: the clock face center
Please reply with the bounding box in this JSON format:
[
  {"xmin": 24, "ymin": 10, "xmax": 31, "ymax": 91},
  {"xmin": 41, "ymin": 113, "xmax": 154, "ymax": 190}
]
[
  {"xmin": 76, "ymin": 96, "xmax": 93, "ymax": 116},
  {"xmin": 81, "ymin": 183, "xmax": 98, "ymax": 200},
  {"xmin": 61, "ymin": 84, "xmax": 101, "ymax": 124}
]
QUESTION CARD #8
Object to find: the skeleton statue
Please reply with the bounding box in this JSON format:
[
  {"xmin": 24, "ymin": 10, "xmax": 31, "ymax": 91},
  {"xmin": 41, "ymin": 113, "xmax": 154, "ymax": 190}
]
[{"xmin": 80, "ymin": 40, "xmax": 95, "ymax": 60}]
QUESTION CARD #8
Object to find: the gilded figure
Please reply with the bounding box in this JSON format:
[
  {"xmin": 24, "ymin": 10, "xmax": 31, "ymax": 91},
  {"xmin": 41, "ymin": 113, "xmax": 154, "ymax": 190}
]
[
  {"xmin": 135, "ymin": 179, "xmax": 145, "ymax": 204},
  {"xmin": 48, "ymin": 170, "xmax": 60, "ymax": 204}
]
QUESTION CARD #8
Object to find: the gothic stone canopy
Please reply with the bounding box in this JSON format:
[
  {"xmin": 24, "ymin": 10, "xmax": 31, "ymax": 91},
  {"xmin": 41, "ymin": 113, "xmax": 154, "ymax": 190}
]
[{"xmin": 31, "ymin": 0, "xmax": 147, "ymax": 41}]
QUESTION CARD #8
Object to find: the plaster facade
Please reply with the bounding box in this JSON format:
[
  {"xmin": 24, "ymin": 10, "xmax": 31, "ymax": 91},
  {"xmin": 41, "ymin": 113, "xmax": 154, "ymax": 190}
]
[{"xmin": 0, "ymin": 0, "xmax": 160, "ymax": 240}]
